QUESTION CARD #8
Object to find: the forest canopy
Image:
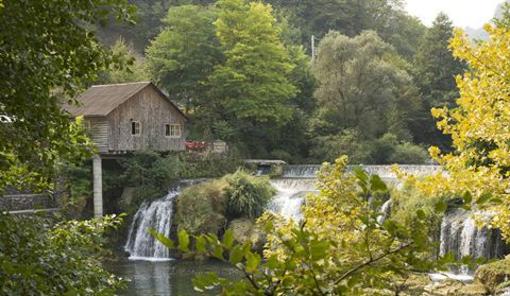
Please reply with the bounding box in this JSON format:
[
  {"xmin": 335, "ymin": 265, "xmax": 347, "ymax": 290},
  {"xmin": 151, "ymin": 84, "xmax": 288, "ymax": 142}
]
[{"xmin": 93, "ymin": 0, "xmax": 466, "ymax": 163}]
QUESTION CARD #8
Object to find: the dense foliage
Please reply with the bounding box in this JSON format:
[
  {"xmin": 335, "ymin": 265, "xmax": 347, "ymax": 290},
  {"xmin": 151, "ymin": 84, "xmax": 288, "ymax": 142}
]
[
  {"xmin": 0, "ymin": 214, "xmax": 124, "ymax": 295},
  {"xmin": 97, "ymin": 38, "xmax": 148, "ymax": 84},
  {"xmin": 146, "ymin": 4, "xmax": 222, "ymax": 111},
  {"xmin": 0, "ymin": 0, "xmax": 135, "ymax": 191}
]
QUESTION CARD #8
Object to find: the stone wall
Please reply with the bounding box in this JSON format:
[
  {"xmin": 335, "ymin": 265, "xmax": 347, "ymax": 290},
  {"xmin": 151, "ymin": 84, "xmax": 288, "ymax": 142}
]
[{"xmin": 0, "ymin": 193, "xmax": 57, "ymax": 212}]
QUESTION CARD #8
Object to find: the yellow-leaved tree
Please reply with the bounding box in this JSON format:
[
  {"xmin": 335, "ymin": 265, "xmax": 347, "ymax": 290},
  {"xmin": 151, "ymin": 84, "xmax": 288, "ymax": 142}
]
[{"xmin": 410, "ymin": 21, "xmax": 510, "ymax": 241}]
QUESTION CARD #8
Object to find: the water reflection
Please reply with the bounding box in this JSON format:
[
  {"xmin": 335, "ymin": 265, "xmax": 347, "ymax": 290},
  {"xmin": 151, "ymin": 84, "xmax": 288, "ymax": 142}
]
[{"xmin": 107, "ymin": 259, "xmax": 236, "ymax": 296}]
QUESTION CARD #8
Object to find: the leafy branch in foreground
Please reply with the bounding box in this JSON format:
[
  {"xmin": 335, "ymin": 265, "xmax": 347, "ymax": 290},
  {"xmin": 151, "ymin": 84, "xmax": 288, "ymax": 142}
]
[
  {"xmin": 151, "ymin": 156, "xmax": 452, "ymax": 295},
  {"xmin": 0, "ymin": 214, "xmax": 126, "ymax": 295}
]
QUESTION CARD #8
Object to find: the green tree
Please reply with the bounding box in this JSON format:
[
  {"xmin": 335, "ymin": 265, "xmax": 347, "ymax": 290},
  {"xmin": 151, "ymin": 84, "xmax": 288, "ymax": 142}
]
[
  {"xmin": 267, "ymin": 0, "xmax": 425, "ymax": 59},
  {"xmin": 96, "ymin": 0, "xmax": 171, "ymax": 53},
  {"xmin": 413, "ymin": 13, "xmax": 466, "ymax": 148},
  {"xmin": 146, "ymin": 4, "xmax": 222, "ymax": 111},
  {"xmin": 207, "ymin": 0, "xmax": 297, "ymax": 150},
  {"xmin": 0, "ymin": 0, "xmax": 135, "ymax": 191},
  {"xmin": 414, "ymin": 13, "xmax": 465, "ymax": 108},
  {"xmin": 97, "ymin": 38, "xmax": 148, "ymax": 84},
  {"xmin": 310, "ymin": 31, "xmax": 423, "ymax": 143}
]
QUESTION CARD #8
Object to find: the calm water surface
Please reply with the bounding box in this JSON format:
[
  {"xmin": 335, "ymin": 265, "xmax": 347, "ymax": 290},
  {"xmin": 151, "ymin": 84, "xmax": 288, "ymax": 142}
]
[{"xmin": 107, "ymin": 259, "xmax": 237, "ymax": 296}]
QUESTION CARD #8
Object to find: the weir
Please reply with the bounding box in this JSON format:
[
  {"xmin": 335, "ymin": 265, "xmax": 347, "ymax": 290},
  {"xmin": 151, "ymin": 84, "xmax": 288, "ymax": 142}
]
[{"xmin": 124, "ymin": 164, "xmax": 508, "ymax": 265}]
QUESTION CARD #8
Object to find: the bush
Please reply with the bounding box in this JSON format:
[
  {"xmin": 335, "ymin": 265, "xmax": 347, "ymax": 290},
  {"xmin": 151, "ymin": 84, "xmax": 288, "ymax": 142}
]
[
  {"xmin": 0, "ymin": 214, "xmax": 125, "ymax": 295},
  {"xmin": 224, "ymin": 170, "xmax": 275, "ymax": 220},
  {"xmin": 178, "ymin": 151, "xmax": 243, "ymax": 179},
  {"xmin": 389, "ymin": 185, "xmax": 444, "ymax": 246},
  {"xmin": 390, "ymin": 142, "xmax": 429, "ymax": 164},
  {"xmin": 175, "ymin": 179, "xmax": 228, "ymax": 236},
  {"xmin": 310, "ymin": 129, "xmax": 371, "ymax": 164},
  {"xmin": 311, "ymin": 132, "xmax": 429, "ymax": 164},
  {"xmin": 57, "ymin": 161, "xmax": 92, "ymax": 218},
  {"xmin": 175, "ymin": 170, "xmax": 274, "ymax": 236}
]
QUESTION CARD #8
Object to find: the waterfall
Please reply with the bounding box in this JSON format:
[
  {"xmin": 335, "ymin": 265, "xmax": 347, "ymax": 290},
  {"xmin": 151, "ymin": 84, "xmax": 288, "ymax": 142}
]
[
  {"xmin": 272, "ymin": 164, "xmax": 441, "ymax": 220},
  {"xmin": 269, "ymin": 178, "xmax": 317, "ymax": 220},
  {"xmin": 439, "ymin": 209, "xmax": 507, "ymax": 260},
  {"xmin": 282, "ymin": 165, "xmax": 321, "ymax": 178},
  {"xmin": 124, "ymin": 189, "xmax": 180, "ymax": 261},
  {"xmin": 270, "ymin": 166, "xmax": 319, "ymax": 220},
  {"xmin": 377, "ymin": 199, "xmax": 392, "ymax": 224}
]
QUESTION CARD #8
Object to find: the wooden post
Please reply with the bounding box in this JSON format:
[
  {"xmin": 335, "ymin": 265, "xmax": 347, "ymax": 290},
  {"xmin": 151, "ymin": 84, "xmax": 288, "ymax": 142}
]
[{"xmin": 92, "ymin": 154, "xmax": 103, "ymax": 217}]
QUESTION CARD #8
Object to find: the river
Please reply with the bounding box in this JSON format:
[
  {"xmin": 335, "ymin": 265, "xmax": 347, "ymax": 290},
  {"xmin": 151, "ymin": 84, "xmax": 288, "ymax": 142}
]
[{"xmin": 107, "ymin": 259, "xmax": 236, "ymax": 296}]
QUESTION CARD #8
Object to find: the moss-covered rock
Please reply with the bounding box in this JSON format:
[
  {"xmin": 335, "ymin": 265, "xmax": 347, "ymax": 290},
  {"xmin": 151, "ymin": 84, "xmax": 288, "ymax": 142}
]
[
  {"xmin": 423, "ymin": 280, "xmax": 488, "ymax": 296},
  {"xmin": 475, "ymin": 257, "xmax": 510, "ymax": 294},
  {"xmin": 175, "ymin": 179, "xmax": 228, "ymax": 236}
]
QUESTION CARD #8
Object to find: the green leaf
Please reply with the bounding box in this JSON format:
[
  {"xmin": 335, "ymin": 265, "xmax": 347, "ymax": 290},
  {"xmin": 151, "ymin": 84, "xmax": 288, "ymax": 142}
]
[
  {"xmin": 476, "ymin": 193, "xmax": 492, "ymax": 206},
  {"xmin": 369, "ymin": 175, "xmax": 387, "ymax": 192},
  {"xmin": 193, "ymin": 272, "xmax": 220, "ymax": 292},
  {"xmin": 212, "ymin": 244, "xmax": 224, "ymax": 260},
  {"xmin": 195, "ymin": 235, "xmax": 207, "ymax": 253},
  {"xmin": 416, "ymin": 209, "xmax": 426, "ymax": 220},
  {"xmin": 229, "ymin": 245, "xmax": 244, "ymax": 265},
  {"xmin": 222, "ymin": 230, "xmax": 234, "ymax": 250},
  {"xmin": 462, "ymin": 191, "xmax": 473, "ymax": 204},
  {"xmin": 352, "ymin": 167, "xmax": 369, "ymax": 184},
  {"xmin": 245, "ymin": 252, "xmax": 261, "ymax": 273},
  {"xmin": 148, "ymin": 228, "xmax": 174, "ymax": 249},
  {"xmin": 434, "ymin": 200, "xmax": 447, "ymax": 213},
  {"xmin": 178, "ymin": 230, "xmax": 190, "ymax": 252},
  {"xmin": 310, "ymin": 240, "xmax": 329, "ymax": 260}
]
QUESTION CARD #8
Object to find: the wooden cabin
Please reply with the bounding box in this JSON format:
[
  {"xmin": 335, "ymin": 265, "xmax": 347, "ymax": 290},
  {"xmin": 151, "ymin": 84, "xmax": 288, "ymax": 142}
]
[
  {"xmin": 65, "ymin": 81, "xmax": 188, "ymax": 217},
  {"xmin": 65, "ymin": 81, "xmax": 188, "ymax": 154}
]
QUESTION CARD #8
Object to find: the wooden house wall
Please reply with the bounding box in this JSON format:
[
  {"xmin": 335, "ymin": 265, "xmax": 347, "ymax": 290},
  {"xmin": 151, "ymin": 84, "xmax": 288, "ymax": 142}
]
[
  {"xmin": 86, "ymin": 117, "xmax": 109, "ymax": 153},
  {"xmin": 106, "ymin": 86, "xmax": 187, "ymax": 152}
]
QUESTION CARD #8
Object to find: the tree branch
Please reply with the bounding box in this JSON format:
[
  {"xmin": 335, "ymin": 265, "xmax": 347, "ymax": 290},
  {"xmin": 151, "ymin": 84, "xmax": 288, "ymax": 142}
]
[{"xmin": 334, "ymin": 242, "xmax": 413, "ymax": 285}]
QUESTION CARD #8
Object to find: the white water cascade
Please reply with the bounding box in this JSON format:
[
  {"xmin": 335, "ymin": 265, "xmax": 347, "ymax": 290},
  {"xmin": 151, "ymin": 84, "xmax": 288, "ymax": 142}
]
[
  {"xmin": 269, "ymin": 165, "xmax": 319, "ymax": 220},
  {"xmin": 439, "ymin": 209, "xmax": 507, "ymax": 261},
  {"xmin": 124, "ymin": 189, "xmax": 180, "ymax": 261}
]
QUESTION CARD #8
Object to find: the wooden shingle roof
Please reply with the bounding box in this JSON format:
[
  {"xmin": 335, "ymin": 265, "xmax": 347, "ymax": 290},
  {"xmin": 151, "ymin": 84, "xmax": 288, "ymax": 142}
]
[{"xmin": 65, "ymin": 81, "xmax": 187, "ymax": 119}]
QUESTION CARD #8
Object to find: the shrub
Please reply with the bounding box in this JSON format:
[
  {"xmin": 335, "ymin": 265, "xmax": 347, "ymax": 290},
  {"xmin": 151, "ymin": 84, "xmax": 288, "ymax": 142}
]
[
  {"xmin": 175, "ymin": 179, "xmax": 228, "ymax": 236},
  {"xmin": 178, "ymin": 150, "xmax": 243, "ymax": 179},
  {"xmin": 310, "ymin": 129, "xmax": 371, "ymax": 163},
  {"xmin": 174, "ymin": 170, "xmax": 274, "ymax": 236},
  {"xmin": 367, "ymin": 133, "xmax": 399, "ymax": 164},
  {"xmin": 389, "ymin": 185, "xmax": 444, "ymax": 246},
  {"xmin": 390, "ymin": 142, "xmax": 429, "ymax": 164},
  {"xmin": 224, "ymin": 170, "xmax": 275, "ymax": 220},
  {"xmin": 0, "ymin": 214, "xmax": 125, "ymax": 295}
]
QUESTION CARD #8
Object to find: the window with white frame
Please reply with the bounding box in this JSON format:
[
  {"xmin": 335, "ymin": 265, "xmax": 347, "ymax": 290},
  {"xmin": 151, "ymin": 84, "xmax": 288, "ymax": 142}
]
[
  {"xmin": 131, "ymin": 121, "xmax": 141, "ymax": 136},
  {"xmin": 165, "ymin": 123, "xmax": 182, "ymax": 138}
]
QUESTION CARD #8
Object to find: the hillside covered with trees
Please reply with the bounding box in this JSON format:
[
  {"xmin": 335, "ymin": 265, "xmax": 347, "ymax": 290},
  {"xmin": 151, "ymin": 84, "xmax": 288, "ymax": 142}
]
[{"xmin": 95, "ymin": 0, "xmax": 466, "ymax": 164}]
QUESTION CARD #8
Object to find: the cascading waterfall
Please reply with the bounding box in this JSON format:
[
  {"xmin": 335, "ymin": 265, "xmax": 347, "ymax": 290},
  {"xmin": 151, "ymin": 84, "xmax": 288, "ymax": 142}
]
[
  {"xmin": 377, "ymin": 199, "xmax": 392, "ymax": 224},
  {"xmin": 269, "ymin": 178, "xmax": 317, "ymax": 220},
  {"xmin": 439, "ymin": 208, "xmax": 507, "ymax": 261},
  {"xmin": 269, "ymin": 165, "xmax": 319, "ymax": 220},
  {"xmin": 124, "ymin": 188, "xmax": 180, "ymax": 261},
  {"xmin": 270, "ymin": 164, "xmax": 441, "ymax": 220}
]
